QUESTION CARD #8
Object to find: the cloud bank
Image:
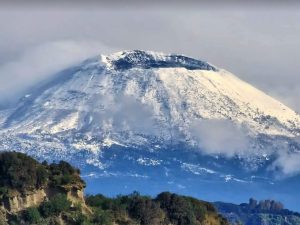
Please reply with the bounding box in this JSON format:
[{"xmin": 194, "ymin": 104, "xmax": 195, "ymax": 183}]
[
  {"xmin": 269, "ymin": 137, "xmax": 300, "ymax": 177},
  {"xmin": 272, "ymin": 152, "xmax": 300, "ymax": 177},
  {"xmin": 0, "ymin": 7, "xmax": 300, "ymax": 112},
  {"xmin": 190, "ymin": 119, "xmax": 300, "ymax": 177},
  {"xmin": 0, "ymin": 40, "xmax": 116, "ymax": 106},
  {"xmin": 190, "ymin": 119, "xmax": 250, "ymax": 157}
]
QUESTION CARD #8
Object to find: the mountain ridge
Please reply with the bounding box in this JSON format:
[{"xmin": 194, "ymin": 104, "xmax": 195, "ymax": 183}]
[
  {"xmin": 101, "ymin": 50, "xmax": 218, "ymax": 71},
  {"xmin": 214, "ymin": 198, "xmax": 300, "ymax": 225}
]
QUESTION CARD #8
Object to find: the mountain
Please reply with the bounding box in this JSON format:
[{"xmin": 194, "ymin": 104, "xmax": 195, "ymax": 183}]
[
  {"xmin": 215, "ymin": 199, "xmax": 300, "ymax": 225},
  {"xmin": 0, "ymin": 50, "xmax": 299, "ymax": 210}
]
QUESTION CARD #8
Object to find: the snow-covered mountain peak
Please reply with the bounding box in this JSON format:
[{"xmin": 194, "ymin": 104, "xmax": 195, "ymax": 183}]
[
  {"xmin": 0, "ymin": 50, "xmax": 299, "ymax": 167},
  {"xmin": 100, "ymin": 50, "xmax": 217, "ymax": 71}
]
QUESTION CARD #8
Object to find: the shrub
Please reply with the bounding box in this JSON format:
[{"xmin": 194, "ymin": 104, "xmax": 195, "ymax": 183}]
[
  {"xmin": 24, "ymin": 207, "xmax": 41, "ymax": 224},
  {"xmin": 36, "ymin": 165, "xmax": 48, "ymax": 188},
  {"xmin": 40, "ymin": 194, "xmax": 71, "ymax": 217},
  {"xmin": 0, "ymin": 152, "xmax": 43, "ymax": 190},
  {"xmin": 92, "ymin": 209, "xmax": 113, "ymax": 225},
  {"xmin": 128, "ymin": 194, "xmax": 164, "ymax": 225},
  {"xmin": 0, "ymin": 187, "xmax": 8, "ymax": 199},
  {"xmin": 63, "ymin": 211, "xmax": 90, "ymax": 225},
  {"xmin": 156, "ymin": 192, "xmax": 197, "ymax": 225},
  {"xmin": 0, "ymin": 152, "xmax": 84, "ymax": 193},
  {"xmin": 86, "ymin": 194, "xmax": 113, "ymax": 210}
]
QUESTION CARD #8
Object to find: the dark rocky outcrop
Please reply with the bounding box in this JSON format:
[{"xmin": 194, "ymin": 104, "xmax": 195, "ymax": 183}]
[{"xmin": 215, "ymin": 199, "xmax": 300, "ymax": 225}]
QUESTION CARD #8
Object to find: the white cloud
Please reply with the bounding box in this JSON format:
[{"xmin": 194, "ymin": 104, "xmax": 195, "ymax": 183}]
[
  {"xmin": 190, "ymin": 119, "xmax": 300, "ymax": 177},
  {"xmin": 104, "ymin": 95, "xmax": 158, "ymax": 135},
  {"xmin": 269, "ymin": 137, "xmax": 300, "ymax": 177},
  {"xmin": 0, "ymin": 7, "xmax": 300, "ymax": 112},
  {"xmin": 271, "ymin": 151, "xmax": 300, "ymax": 177},
  {"xmin": 0, "ymin": 40, "xmax": 116, "ymax": 105},
  {"xmin": 190, "ymin": 119, "xmax": 250, "ymax": 157}
]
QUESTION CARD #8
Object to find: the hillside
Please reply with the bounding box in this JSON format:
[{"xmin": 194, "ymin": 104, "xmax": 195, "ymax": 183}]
[
  {"xmin": 215, "ymin": 199, "xmax": 300, "ymax": 225},
  {"xmin": 0, "ymin": 152, "xmax": 228, "ymax": 225}
]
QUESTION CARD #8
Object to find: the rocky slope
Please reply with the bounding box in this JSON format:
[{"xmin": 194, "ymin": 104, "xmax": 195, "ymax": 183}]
[
  {"xmin": 0, "ymin": 152, "xmax": 86, "ymax": 217},
  {"xmin": 215, "ymin": 199, "xmax": 300, "ymax": 225}
]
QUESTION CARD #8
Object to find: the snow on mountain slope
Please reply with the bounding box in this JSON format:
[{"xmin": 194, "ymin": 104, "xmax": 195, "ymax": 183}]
[{"xmin": 0, "ymin": 50, "xmax": 299, "ymax": 168}]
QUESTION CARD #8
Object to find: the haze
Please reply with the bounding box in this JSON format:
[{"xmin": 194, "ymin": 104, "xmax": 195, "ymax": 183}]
[{"xmin": 0, "ymin": 2, "xmax": 299, "ymax": 113}]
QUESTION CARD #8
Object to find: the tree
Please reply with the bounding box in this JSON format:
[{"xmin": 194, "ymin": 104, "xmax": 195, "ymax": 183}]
[
  {"xmin": 0, "ymin": 152, "xmax": 42, "ymax": 190},
  {"xmin": 128, "ymin": 196, "xmax": 164, "ymax": 225},
  {"xmin": 156, "ymin": 192, "xmax": 197, "ymax": 225},
  {"xmin": 36, "ymin": 165, "xmax": 48, "ymax": 188}
]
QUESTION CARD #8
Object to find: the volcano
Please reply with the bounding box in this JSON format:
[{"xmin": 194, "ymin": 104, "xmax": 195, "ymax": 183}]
[{"xmin": 0, "ymin": 50, "xmax": 299, "ymax": 210}]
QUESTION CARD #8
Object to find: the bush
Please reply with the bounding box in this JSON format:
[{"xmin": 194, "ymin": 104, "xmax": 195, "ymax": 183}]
[
  {"xmin": 49, "ymin": 161, "xmax": 85, "ymax": 188},
  {"xmin": 0, "ymin": 187, "xmax": 8, "ymax": 199},
  {"xmin": 128, "ymin": 194, "xmax": 164, "ymax": 225},
  {"xmin": 0, "ymin": 152, "xmax": 44, "ymax": 190},
  {"xmin": 36, "ymin": 165, "xmax": 48, "ymax": 187},
  {"xmin": 40, "ymin": 194, "xmax": 71, "ymax": 217},
  {"xmin": 156, "ymin": 192, "xmax": 197, "ymax": 225},
  {"xmin": 63, "ymin": 211, "xmax": 91, "ymax": 225},
  {"xmin": 86, "ymin": 194, "xmax": 113, "ymax": 210},
  {"xmin": 184, "ymin": 197, "xmax": 208, "ymax": 221},
  {"xmin": 0, "ymin": 152, "xmax": 85, "ymax": 193},
  {"xmin": 92, "ymin": 209, "xmax": 113, "ymax": 225},
  {"xmin": 24, "ymin": 207, "xmax": 41, "ymax": 224}
]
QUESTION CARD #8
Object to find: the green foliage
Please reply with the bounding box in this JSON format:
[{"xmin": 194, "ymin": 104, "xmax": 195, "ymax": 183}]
[
  {"xmin": 24, "ymin": 207, "xmax": 41, "ymax": 224},
  {"xmin": 156, "ymin": 192, "xmax": 203, "ymax": 225},
  {"xmin": 40, "ymin": 194, "xmax": 71, "ymax": 217},
  {"xmin": 85, "ymin": 194, "xmax": 114, "ymax": 210},
  {"xmin": 127, "ymin": 193, "xmax": 164, "ymax": 225},
  {"xmin": 185, "ymin": 197, "xmax": 208, "ymax": 222},
  {"xmin": 48, "ymin": 161, "xmax": 85, "ymax": 188},
  {"xmin": 0, "ymin": 187, "xmax": 8, "ymax": 199},
  {"xmin": 36, "ymin": 165, "xmax": 49, "ymax": 187},
  {"xmin": 0, "ymin": 152, "xmax": 46, "ymax": 191},
  {"xmin": 92, "ymin": 209, "xmax": 114, "ymax": 225},
  {"xmin": 0, "ymin": 152, "xmax": 85, "ymax": 193},
  {"xmin": 62, "ymin": 210, "xmax": 91, "ymax": 225},
  {"xmin": 85, "ymin": 191, "xmax": 228, "ymax": 225}
]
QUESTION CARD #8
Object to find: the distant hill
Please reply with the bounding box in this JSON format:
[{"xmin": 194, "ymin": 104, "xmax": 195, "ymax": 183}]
[
  {"xmin": 0, "ymin": 152, "xmax": 228, "ymax": 225},
  {"xmin": 215, "ymin": 199, "xmax": 300, "ymax": 225}
]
